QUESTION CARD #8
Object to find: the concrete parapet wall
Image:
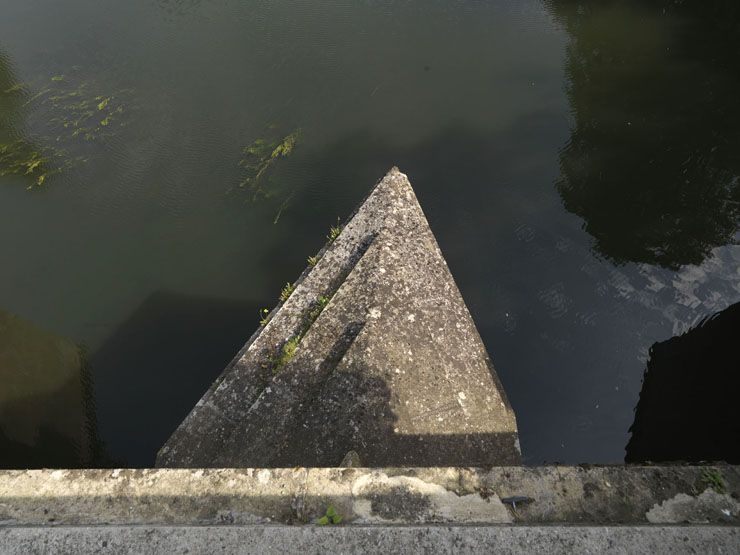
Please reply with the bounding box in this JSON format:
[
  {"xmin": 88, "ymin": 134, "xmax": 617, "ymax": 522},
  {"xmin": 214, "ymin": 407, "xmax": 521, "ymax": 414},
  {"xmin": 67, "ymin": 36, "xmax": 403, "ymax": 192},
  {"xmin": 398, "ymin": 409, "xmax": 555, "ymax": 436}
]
[
  {"xmin": 2, "ymin": 525, "xmax": 739, "ymax": 555},
  {"xmin": 1, "ymin": 466, "xmax": 738, "ymax": 527}
]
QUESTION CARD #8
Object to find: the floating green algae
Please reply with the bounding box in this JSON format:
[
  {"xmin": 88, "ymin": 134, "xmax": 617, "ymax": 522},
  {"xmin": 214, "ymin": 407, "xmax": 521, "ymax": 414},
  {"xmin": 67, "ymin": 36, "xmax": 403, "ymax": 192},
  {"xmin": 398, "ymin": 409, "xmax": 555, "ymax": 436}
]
[
  {"xmin": 0, "ymin": 139, "xmax": 75, "ymax": 188},
  {"xmin": 41, "ymin": 79, "xmax": 133, "ymax": 144},
  {"xmin": 0, "ymin": 67, "xmax": 135, "ymax": 188},
  {"xmin": 238, "ymin": 129, "xmax": 300, "ymax": 200}
]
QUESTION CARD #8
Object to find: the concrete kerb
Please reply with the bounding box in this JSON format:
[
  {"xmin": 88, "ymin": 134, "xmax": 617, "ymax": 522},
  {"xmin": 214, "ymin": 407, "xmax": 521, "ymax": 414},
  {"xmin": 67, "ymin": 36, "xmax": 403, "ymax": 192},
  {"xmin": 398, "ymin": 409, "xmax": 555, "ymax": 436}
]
[
  {"xmin": 1, "ymin": 524, "xmax": 739, "ymax": 555},
  {"xmin": 0, "ymin": 466, "xmax": 738, "ymax": 527}
]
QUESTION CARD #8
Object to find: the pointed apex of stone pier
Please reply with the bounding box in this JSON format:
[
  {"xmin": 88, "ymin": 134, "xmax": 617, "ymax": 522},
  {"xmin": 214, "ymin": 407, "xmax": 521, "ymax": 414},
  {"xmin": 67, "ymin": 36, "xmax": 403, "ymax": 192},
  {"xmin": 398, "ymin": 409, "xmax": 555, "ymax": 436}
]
[{"xmin": 157, "ymin": 168, "xmax": 520, "ymax": 467}]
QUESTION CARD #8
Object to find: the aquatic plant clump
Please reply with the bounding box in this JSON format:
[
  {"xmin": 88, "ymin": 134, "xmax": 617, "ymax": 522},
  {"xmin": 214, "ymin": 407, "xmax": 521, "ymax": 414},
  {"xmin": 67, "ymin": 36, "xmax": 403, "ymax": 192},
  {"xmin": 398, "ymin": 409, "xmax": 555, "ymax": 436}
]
[
  {"xmin": 0, "ymin": 70, "xmax": 135, "ymax": 188},
  {"xmin": 39, "ymin": 76, "xmax": 133, "ymax": 143},
  {"xmin": 0, "ymin": 139, "xmax": 74, "ymax": 188},
  {"xmin": 238, "ymin": 129, "xmax": 300, "ymax": 199}
]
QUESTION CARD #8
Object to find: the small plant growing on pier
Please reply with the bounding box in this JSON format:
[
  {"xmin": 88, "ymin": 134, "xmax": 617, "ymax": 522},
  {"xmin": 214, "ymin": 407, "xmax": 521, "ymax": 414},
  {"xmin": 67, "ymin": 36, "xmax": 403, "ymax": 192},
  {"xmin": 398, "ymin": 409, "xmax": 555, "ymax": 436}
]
[
  {"xmin": 279, "ymin": 282, "xmax": 295, "ymax": 302},
  {"xmin": 307, "ymin": 254, "xmax": 319, "ymax": 267},
  {"xmin": 701, "ymin": 469, "xmax": 726, "ymax": 494},
  {"xmin": 271, "ymin": 335, "xmax": 300, "ymax": 373},
  {"xmin": 327, "ymin": 222, "xmax": 342, "ymax": 243},
  {"xmin": 271, "ymin": 294, "xmax": 333, "ymax": 374},
  {"xmin": 317, "ymin": 505, "xmax": 342, "ymax": 525},
  {"xmin": 258, "ymin": 308, "xmax": 271, "ymax": 327},
  {"xmin": 305, "ymin": 295, "xmax": 331, "ymax": 325}
]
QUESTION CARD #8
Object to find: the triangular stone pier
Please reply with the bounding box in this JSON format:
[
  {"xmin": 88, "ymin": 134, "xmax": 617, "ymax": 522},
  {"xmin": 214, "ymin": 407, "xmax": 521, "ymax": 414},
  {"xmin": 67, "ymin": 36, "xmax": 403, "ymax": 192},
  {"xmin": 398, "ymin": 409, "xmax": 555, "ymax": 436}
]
[{"xmin": 157, "ymin": 168, "xmax": 520, "ymax": 467}]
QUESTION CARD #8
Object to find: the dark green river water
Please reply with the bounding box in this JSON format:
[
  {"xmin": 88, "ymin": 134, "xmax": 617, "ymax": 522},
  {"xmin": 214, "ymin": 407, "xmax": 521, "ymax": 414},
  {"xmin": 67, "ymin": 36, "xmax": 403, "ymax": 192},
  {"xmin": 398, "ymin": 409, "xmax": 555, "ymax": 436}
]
[{"xmin": 1, "ymin": 0, "xmax": 738, "ymax": 467}]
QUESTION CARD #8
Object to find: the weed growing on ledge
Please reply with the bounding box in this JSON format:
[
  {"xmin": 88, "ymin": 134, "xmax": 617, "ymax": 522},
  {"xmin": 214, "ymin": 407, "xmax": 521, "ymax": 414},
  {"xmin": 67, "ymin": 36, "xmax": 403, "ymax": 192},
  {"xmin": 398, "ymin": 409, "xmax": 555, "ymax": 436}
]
[
  {"xmin": 306, "ymin": 295, "xmax": 330, "ymax": 324},
  {"xmin": 327, "ymin": 222, "xmax": 342, "ymax": 243},
  {"xmin": 271, "ymin": 335, "xmax": 300, "ymax": 373},
  {"xmin": 258, "ymin": 308, "xmax": 271, "ymax": 327},
  {"xmin": 702, "ymin": 469, "xmax": 726, "ymax": 493},
  {"xmin": 317, "ymin": 505, "xmax": 342, "ymax": 525},
  {"xmin": 270, "ymin": 294, "xmax": 334, "ymax": 374},
  {"xmin": 279, "ymin": 282, "xmax": 295, "ymax": 302},
  {"xmin": 307, "ymin": 254, "xmax": 319, "ymax": 267}
]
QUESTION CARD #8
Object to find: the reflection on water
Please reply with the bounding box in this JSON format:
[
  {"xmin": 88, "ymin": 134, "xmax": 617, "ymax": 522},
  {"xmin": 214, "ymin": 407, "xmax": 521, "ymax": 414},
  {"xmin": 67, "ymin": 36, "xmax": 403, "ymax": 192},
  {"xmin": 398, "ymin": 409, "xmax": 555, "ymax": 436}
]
[
  {"xmin": 0, "ymin": 309, "xmax": 107, "ymax": 468},
  {"xmin": 626, "ymin": 302, "xmax": 740, "ymax": 464},
  {"xmin": 553, "ymin": 0, "xmax": 740, "ymax": 269}
]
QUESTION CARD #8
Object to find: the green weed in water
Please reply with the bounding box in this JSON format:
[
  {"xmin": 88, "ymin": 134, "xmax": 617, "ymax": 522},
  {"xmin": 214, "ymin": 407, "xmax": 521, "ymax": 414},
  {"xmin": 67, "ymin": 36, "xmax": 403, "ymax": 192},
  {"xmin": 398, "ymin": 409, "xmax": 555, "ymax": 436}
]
[
  {"xmin": 0, "ymin": 140, "xmax": 72, "ymax": 188},
  {"xmin": 238, "ymin": 129, "xmax": 300, "ymax": 200},
  {"xmin": 1, "ymin": 69, "xmax": 135, "ymax": 188}
]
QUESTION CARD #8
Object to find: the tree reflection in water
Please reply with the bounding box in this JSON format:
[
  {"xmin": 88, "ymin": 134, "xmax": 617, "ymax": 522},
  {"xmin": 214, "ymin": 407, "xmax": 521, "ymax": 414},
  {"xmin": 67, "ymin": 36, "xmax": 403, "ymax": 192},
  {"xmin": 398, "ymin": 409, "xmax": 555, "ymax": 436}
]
[{"xmin": 552, "ymin": 0, "xmax": 740, "ymax": 268}]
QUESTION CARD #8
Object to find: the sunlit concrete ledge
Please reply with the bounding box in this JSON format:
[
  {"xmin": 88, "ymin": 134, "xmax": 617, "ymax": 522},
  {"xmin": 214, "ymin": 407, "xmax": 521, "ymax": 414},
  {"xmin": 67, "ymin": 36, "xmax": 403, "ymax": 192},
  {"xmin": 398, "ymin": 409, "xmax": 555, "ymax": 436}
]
[
  {"xmin": 1, "ymin": 466, "xmax": 738, "ymax": 553},
  {"xmin": 0, "ymin": 466, "xmax": 738, "ymax": 527}
]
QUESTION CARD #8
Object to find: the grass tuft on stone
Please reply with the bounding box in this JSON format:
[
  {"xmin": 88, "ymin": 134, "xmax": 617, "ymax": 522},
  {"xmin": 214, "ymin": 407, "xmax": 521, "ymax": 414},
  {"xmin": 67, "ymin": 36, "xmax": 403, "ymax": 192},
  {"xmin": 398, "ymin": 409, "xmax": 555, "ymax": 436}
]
[
  {"xmin": 701, "ymin": 469, "xmax": 726, "ymax": 493},
  {"xmin": 317, "ymin": 505, "xmax": 342, "ymax": 525},
  {"xmin": 327, "ymin": 223, "xmax": 342, "ymax": 243},
  {"xmin": 271, "ymin": 335, "xmax": 300, "ymax": 374},
  {"xmin": 279, "ymin": 282, "xmax": 295, "ymax": 302}
]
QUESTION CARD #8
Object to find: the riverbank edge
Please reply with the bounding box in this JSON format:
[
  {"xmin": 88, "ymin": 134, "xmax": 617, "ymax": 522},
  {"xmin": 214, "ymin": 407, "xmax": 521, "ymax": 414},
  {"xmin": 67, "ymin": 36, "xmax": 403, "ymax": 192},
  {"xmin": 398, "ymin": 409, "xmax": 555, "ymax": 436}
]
[{"xmin": 1, "ymin": 465, "xmax": 737, "ymax": 526}]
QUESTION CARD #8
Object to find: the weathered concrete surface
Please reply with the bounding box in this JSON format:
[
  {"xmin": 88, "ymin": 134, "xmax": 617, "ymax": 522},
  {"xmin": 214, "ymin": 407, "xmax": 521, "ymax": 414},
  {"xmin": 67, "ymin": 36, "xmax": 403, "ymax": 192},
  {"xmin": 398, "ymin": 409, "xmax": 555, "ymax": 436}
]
[
  {"xmin": 647, "ymin": 489, "xmax": 740, "ymax": 524},
  {"xmin": 1, "ymin": 525, "xmax": 738, "ymax": 555},
  {"xmin": 158, "ymin": 168, "xmax": 519, "ymax": 467},
  {"xmin": 1, "ymin": 466, "xmax": 738, "ymax": 526}
]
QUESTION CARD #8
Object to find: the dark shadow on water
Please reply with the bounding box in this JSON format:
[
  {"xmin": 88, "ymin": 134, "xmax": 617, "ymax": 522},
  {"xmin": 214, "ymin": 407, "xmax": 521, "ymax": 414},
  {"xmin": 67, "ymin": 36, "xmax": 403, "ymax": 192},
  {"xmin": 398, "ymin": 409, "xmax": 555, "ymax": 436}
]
[
  {"xmin": 550, "ymin": 0, "xmax": 740, "ymax": 269},
  {"xmin": 261, "ymin": 117, "xmax": 561, "ymax": 283},
  {"xmin": 91, "ymin": 291, "xmax": 259, "ymax": 467},
  {"xmin": 625, "ymin": 302, "xmax": 740, "ymax": 463}
]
